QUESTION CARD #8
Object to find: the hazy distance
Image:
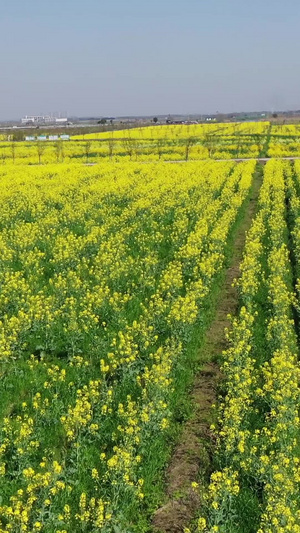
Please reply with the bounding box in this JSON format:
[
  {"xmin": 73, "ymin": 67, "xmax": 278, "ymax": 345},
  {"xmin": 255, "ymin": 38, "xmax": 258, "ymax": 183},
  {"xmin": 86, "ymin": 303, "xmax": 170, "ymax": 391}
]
[{"xmin": 1, "ymin": 0, "xmax": 299, "ymax": 120}]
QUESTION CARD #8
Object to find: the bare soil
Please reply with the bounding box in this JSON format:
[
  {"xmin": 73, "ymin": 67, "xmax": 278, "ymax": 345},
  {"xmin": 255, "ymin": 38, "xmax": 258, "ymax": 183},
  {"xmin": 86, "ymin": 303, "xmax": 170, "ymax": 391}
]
[{"xmin": 152, "ymin": 169, "xmax": 262, "ymax": 533}]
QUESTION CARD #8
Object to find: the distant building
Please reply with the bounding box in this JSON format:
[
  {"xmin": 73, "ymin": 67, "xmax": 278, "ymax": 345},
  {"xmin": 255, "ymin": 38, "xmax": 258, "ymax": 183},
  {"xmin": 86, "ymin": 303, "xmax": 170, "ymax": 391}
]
[
  {"xmin": 21, "ymin": 115, "xmax": 68, "ymax": 125},
  {"xmin": 24, "ymin": 134, "xmax": 70, "ymax": 141},
  {"xmin": 21, "ymin": 115, "xmax": 52, "ymax": 125}
]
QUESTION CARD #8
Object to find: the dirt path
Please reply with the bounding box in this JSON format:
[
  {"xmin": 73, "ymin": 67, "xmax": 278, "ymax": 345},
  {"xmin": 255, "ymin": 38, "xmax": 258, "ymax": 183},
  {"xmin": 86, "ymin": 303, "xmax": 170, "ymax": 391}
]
[{"xmin": 152, "ymin": 167, "xmax": 262, "ymax": 533}]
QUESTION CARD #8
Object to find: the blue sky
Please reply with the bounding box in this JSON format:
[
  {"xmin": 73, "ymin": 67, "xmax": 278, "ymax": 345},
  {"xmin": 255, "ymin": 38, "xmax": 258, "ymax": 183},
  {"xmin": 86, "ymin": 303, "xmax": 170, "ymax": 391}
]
[{"xmin": 0, "ymin": 0, "xmax": 299, "ymax": 119}]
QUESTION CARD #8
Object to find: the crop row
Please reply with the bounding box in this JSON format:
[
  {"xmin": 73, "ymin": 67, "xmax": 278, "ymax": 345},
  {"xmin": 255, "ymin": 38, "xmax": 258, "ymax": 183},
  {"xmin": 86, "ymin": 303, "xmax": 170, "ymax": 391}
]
[
  {"xmin": 0, "ymin": 161, "xmax": 255, "ymax": 532},
  {"xmin": 196, "ymin": 160, "xmax": 300, "ymax": 533}
]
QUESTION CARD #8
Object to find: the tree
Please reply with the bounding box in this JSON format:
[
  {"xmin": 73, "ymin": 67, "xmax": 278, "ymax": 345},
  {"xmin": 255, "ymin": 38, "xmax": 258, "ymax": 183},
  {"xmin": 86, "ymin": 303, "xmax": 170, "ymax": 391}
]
[
  {"xmin": 98, "ymin": 118, "xmax": 107, "ymax": 125},
  {"xmin": 85, "ymin": 141, "xmax": 92, "ymax": 163},
  {"xmin": 11, "ymin": 142, "xmax": 16, "ymax": 164},
  {"xmin": 12, "ymin": 130, "xmax": 24, "ymax": 142},
  {"xmin": 60, "ymin": 141, "xmax": 65, "ymax": 162},
  {"xmin": 36, "ymin": 141, "xmax": 45, "ymax": 164},
  {"xmin": 122, "ymin": 138, "xmax": 137, "ymax": 160},
  {"xmin": 203, "ymin": 133, "xmax": 215, "ymax": 158},
  {"xmin": 236, "ymin": 132, "xmax": 242, "ymax": 158},
  {"xmin": 156, "ymin": 138, "xmax": 164, "ymax": 160},
  {"xmin": 54, "ymin": 140, "xmax": 64, "ymax": 163},
  {"xmin": 185, "ymin": 137, "xmax": 195, "ymax": 161},
  {"xmin": 153, "ymin": 117, "xmax": 158, "ymax": 124},
  {"xmin": 107, "ymin": 135, "xmax": 115, "ymax": 160}
]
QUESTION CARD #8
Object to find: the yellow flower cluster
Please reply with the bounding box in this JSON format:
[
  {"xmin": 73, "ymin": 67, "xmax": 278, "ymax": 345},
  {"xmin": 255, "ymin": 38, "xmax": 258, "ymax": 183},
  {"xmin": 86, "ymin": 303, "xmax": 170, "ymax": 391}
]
[
  {"xmin": 197, "ymin": 160, "xmax": 300, "ymax": 532},
  {"xmin": 0, "ymin": 159, "xmax": 254, "ymax": 532},
  {"xmin": 0, "ymin": 121, "xmax": 271, "ymax": 164},
  {"xmin": 4, "ymin": 121, "xmax": 300, "ymax": 164},
  {"xmin": 268, "ymin": 124, "xmax": 300, "ymax": 158},
  {"xmin": 71, "ymin": 122, "xmax": 269, "ymax": 161}
]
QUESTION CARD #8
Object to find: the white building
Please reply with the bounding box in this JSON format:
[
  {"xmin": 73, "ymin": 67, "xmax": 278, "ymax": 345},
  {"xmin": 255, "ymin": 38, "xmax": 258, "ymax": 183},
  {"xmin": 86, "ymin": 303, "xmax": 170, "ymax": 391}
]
[
  {"xmin": 21, "ymin": 115, "xmax": 51, "ymax": 124},
  {"xmin": 21, "ymin": 115, "xmax": 67, "ymax": 125}
]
